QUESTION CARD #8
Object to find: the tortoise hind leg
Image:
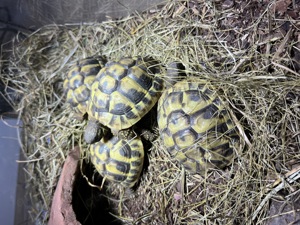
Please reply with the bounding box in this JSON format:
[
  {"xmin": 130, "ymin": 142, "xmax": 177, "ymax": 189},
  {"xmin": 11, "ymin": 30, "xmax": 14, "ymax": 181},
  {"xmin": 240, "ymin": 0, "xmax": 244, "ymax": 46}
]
[
  {"xmin": 117, "ymin": 128, "xmax": 156, "ymax": 142},
  {"xmin": 117, "ymin": 128, "xmax": 136, "ymax": 140},
  {"xmin": 139, "ymin": 129, "xmax": 157, "ymax": 142}
]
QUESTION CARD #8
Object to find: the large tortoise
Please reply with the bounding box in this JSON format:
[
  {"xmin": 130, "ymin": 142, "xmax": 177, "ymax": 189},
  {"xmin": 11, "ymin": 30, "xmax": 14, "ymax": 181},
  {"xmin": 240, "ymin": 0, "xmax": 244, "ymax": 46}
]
[
  {"xmin": 84, "ymin": 56, "xmax": 163, "ymax": 143},
  {"xmin": 157, "ymin": 80, "xmax": 239, "ymax": 174}
]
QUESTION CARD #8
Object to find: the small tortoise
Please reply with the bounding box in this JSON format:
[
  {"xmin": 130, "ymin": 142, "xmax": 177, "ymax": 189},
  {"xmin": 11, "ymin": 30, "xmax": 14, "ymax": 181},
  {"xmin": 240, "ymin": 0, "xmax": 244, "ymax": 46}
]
[
  {"xmin": 63, "ymin": 56, "xmax": 106, "ymax": 118},
  {"xmin": 157, "ymin": 80, "xmax": 239, "ymax": 174},
  {"xmin": 84, "ymin": 56, "xmax": 163, "ymax": 143},
  {"xmin": 90, "ymin": 135, "xmax": 144, "ymax": 188}
]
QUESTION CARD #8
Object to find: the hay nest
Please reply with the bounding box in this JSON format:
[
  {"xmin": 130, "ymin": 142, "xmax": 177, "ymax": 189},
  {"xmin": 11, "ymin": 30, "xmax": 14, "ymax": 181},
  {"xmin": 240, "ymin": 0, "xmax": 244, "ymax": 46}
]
[{"xmin": 1, "ymin": 0, "xmax": 300, "ymax": 224}]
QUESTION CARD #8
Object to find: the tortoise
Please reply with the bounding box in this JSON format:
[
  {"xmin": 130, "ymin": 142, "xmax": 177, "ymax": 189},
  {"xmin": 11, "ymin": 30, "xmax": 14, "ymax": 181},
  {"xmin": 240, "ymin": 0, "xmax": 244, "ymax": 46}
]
[
  {"xmin": 63, "ymin": 55, "xmax": 107, "ymax": 118},
  {"xmin": 84, "ymin": 56, "xmax": 163, "ymax": 144},
  {"xmin": 90, "ymin": 135, "xmax": 144, "ymax": 188},
  {"xmin": 157, "ymin": 80, "xmax": 239, "ymax": 174}
]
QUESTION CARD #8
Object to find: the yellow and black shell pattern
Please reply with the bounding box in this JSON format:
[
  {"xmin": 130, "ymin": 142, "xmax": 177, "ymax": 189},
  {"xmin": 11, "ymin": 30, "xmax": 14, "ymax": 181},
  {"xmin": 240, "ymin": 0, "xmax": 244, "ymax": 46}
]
[
  {"xmin": 157, "ymin": 81, "xmax": 239, "ymax": 174},
  {"xmin": 90, "ymin": 135, "xmax": 144, "ymax": 187},
  {"xmin": 88, "ymin": 57, "xmax": 163, "ymax": 132},
  {"xmin": 63, "ymin": 56, "xmax": 106, "ymax": 116}
]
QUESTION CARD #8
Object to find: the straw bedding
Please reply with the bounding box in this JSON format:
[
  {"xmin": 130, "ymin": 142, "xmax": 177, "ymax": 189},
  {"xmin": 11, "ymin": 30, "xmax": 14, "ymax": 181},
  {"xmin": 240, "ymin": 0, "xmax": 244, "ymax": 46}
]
[{"xmin": 1, "ymin": 0, "xmax": 300, "ymax": 224}]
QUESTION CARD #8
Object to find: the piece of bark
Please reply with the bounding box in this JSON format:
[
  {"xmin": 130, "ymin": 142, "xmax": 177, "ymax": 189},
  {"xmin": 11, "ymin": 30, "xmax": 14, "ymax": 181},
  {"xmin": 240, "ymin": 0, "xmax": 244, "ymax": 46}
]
[{"xmin": 48, "ymin": 147, "xmax": 81, "ymax": 225}]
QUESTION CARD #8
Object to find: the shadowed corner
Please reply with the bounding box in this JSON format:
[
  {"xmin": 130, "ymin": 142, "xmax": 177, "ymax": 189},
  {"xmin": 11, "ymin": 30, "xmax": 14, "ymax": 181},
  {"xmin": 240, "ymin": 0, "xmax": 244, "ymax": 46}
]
[
  {"xmin": 48, "ymin": 146, "xmax": 123, "ymax": 225},
  {"xmin": 72, "ymin": 152, "xmax": 123, "ymax": 225}
]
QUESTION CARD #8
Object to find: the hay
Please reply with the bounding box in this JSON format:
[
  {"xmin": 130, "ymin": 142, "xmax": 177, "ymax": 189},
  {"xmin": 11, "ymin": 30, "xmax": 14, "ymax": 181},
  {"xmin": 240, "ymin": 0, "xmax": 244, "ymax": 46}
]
[{"xmin": 1, "ymin": 0, "xmax": 300, "ymax": 224}]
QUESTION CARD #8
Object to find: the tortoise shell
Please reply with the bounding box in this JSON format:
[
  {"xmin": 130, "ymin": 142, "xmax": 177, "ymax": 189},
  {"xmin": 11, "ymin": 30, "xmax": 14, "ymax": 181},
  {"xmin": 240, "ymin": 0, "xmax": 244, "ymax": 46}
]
[
  {"xmin": 63, "ymin": 56, "xmax": 106, "ymax": 117},
  {"xmin": 87, "ymin": 57, "xmax": 163, "ymax": 133},
  {"xmin": 157, "ymin": 80, "xmax": 238, "ymax": 174},
  {"xmin": 90, "ymin": 135, "xmax": 144, "ymax": 187}
]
